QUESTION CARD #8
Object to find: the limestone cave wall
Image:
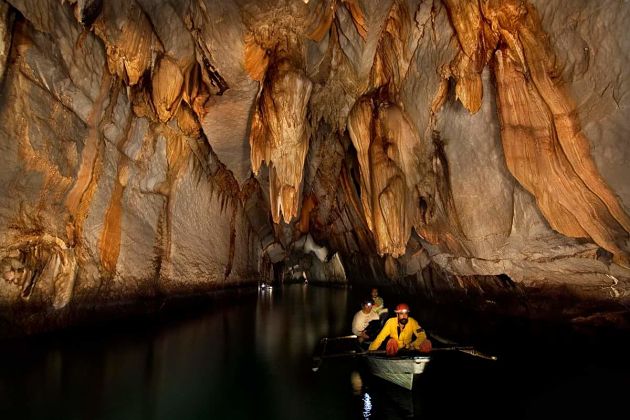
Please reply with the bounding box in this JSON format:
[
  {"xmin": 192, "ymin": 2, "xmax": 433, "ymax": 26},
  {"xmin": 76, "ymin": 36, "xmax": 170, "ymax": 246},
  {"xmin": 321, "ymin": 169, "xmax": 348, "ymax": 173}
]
[{"xmin": 0, "ymin": 0, "xmax": 629, "ymax": 329}]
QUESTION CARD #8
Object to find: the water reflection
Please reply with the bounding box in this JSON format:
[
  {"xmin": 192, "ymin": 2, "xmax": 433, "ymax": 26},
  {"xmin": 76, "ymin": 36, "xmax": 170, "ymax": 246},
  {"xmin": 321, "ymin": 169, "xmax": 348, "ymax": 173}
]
[
  {"xmin": 256, "ymin": 285, "xmax": 348, "ymax": 363},
  {"xmin": 350, "ymin": 370, "xmax": 363, "ymax": 395},
  {"xmin": 1, "ymin": 285, "xmax": 629, "ymax": 420},
  {"xmin": 0, "ymin": 286, "xmax": 354, "ymax": 420},
  {"xmin": 362, "ymin": 393, "xmax": 372, "ymax": 419},
  {"xmin": 351, "ymin": 369, "xmax": 415, "ymax": 420}
]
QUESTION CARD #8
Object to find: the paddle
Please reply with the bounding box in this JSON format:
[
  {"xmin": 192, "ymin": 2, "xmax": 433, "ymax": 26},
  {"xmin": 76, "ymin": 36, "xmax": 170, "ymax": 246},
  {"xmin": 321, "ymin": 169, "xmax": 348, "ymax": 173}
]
[
  {"xmin": 432, "ymin": 346, "xmax": 498, "ymax": 360},
  {"xmin": 312, "ymin": 348, "xmax": 391, "ymax": 371},
  {"xmin": 312, "ymin": 334, "xmax": 497, "ymax": 371},
  {"xmin": 430, "ymin": 333, "xmax": 498, "ymax": 361},
  {"xmin": 312, "ymin": 335, "xmax": 361, "ymax": 371}
]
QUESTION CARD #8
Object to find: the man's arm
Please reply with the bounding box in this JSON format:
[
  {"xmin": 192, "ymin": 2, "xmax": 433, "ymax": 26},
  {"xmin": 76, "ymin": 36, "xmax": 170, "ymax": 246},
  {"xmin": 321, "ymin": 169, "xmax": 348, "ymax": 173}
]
[
  {"xmin": 368, "ymin": 319, "xmax": 392, "ymax": 351},
  {"xmin": 351, "ymin": 313, "xmax": 362, "ymax": 336},
  {"xmin": 409, "ymin": 319, "xmax": 428, "ymax": 349}
]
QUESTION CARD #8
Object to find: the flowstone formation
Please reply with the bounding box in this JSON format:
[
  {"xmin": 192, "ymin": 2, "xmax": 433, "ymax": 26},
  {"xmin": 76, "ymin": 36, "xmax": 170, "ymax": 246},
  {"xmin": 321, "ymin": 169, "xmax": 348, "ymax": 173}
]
[{"xmin": 0, "ymin": 0, "xmax": 628, "ymax": 332}]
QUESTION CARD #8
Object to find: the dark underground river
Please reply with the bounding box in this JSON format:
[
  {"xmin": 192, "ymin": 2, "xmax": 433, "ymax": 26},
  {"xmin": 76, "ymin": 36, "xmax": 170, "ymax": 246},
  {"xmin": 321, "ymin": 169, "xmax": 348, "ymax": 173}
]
[{"xmin": 1, "ymin": 284, "xmax": 629, "ymax": 420}]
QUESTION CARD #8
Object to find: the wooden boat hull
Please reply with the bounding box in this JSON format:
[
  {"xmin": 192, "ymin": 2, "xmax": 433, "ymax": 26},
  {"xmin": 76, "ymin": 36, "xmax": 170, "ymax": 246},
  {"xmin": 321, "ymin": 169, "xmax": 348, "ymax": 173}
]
[{"xmin": 365, "ymin": 355, "xmax": 430, "ymax": 390}]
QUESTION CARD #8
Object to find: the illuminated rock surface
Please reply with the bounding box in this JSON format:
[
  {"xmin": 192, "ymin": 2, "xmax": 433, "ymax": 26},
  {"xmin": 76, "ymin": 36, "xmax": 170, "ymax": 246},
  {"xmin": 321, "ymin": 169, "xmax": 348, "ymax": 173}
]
[{"xmin": 0, "ymin": 0, "xmax": 628, "ymax": 332}]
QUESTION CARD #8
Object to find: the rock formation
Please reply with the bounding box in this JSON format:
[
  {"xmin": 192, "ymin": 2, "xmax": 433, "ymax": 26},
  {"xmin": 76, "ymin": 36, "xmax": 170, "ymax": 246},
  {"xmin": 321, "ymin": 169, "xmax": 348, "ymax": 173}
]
[{"xmin": 0, "ymin": 0, "xmax": 628, "ymax": 332}]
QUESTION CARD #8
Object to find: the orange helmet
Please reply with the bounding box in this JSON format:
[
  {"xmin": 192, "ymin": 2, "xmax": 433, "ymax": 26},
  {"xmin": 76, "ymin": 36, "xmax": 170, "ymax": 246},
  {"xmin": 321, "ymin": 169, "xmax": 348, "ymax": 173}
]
[{"xmin": 394, "ymin": 303, "xmax": 410, "ymax": 314}]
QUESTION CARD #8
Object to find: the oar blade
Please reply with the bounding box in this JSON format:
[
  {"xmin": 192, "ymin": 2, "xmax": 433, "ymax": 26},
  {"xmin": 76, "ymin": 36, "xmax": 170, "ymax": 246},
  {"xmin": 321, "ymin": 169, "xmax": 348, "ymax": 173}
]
[{"xmin": 457, "ymin": 348, "xmax": 498, "ymax": 361}]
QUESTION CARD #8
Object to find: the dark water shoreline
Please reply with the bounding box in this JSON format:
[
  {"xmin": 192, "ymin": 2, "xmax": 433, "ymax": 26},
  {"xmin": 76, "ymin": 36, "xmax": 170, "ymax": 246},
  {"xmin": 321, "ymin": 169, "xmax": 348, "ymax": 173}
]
[
  {"xmin": 2, "ymin": 281, "xmax": 629, "ymax": 352},
  {"xmin": 1, "ymin": 284, "xmax": 629, "ymax": 420},
  {"xmin": 0, "ymin": 279, "xmax": 355, "ymax": 339},
  {"xmin": 0, "ymin": 284, "xmax": 265, "ymax": 339}
]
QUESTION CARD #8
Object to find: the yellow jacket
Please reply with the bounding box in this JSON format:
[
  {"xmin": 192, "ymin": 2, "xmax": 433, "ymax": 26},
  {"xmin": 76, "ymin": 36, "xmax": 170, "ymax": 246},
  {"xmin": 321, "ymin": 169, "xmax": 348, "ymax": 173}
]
[{"xmin": 368, "ymin": 317, "xmax": 427, "ymax": 351}]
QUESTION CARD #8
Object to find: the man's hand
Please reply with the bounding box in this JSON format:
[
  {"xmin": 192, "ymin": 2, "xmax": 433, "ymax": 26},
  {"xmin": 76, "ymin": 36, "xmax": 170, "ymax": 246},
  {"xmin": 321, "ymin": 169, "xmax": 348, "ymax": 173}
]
[{"xmin": 417, "ymin": 339, "xmax": 432, "ymax": 353}]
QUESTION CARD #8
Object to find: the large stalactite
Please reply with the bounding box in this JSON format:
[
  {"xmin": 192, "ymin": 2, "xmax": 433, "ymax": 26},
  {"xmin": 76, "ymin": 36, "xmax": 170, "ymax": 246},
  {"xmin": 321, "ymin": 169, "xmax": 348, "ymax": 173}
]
[
  {"xmin": 445, "ymin": 0, "xmax": 630, "ymax": 268},
  {"xmin": 250, "ymin": 59, "xmax": 313, "ymax": 224},
  {"xmin": 348, "ymin": 95, "xmax": 428, "ymax": 258}
]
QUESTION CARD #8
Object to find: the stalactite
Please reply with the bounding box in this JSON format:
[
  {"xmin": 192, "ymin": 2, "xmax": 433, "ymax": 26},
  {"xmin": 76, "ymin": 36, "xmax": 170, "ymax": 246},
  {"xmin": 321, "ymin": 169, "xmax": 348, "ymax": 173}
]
[
  {"xmin": 92, "ymin": 0, "xmax": 161, "ymax": 86},
  {"xmin": 297, "ymin": 193, "xmax": 318, "ymax": 234},
  {"xmin": 244, "ymin": 32, "xmax": 270, "ymax": 82},
  {"xmin": 250, "ymin": 59, "xmax": 313, "ymax": 224},
  {"xmin": 1, "ymin": 234, "xmax": 77, "ymax": 309},
  {"xmin": 443, "ymin": 0, "xmax": 498, "ymax": 114},
  {"xmin": 65, "ymin": 69, "xmax": 111, "ymax": 266},
  {"xmin": 224, "ymin": 202, "xmax": 238, "ymax": 279},
  {"xmin": 151, "ymin": 55, "xmax": 184, "ymax": 123},
  {"xmin": 348, "ymin": 95, "xmax": 427, "ymax": 257},
  {"xmin": 99, "ymin": 82, "xmax": 134, "ymax": 275},
  {"xmin": 439, "ymin": 0, "xmax": 630, "ymax": 266},
  {"xmin": 307, "ymin": 0, "xmax": 367, "ymax": 42},
  {"xmin": 99, "ymin": 175, "xmax": 124, "ymax": 273},
  {"xmin": 347, "ymin": 97, "xmax": 374, "ymax": 231},
  {"xmin": 369, "ymin": 0, "xmax": 413, "ymax": 92},
  {"xmin": 492, "ymin": 1, "xmax": 628, "ymax": 266}
]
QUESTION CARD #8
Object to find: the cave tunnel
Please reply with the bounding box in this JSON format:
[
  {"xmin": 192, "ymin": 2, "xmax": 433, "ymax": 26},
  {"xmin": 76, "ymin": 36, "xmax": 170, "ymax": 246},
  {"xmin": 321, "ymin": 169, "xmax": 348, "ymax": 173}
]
[{"xmin": 0, "ymin": 0, "xmax": 629, "ymax": 419}]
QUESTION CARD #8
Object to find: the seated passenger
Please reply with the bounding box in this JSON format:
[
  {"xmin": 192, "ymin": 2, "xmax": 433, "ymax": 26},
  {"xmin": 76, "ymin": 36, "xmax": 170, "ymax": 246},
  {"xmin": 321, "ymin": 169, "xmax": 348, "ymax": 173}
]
[
  {"xmin": 352, "ymin": 299, "xmax": 381, "ymax": 342},
  {"xmin": 370, "ymin": 287, "xmax": 388, "ymax": 320},
  {"xmin": 368, "ymin": 303, "xmax": 432, "ymax": 355}
]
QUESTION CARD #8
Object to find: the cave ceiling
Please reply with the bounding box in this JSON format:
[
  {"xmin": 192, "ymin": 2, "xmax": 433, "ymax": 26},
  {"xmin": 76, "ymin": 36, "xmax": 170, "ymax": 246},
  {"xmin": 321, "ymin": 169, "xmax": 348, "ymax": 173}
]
[{"xmin": 0, "ymin": 0, "xmax": 629, "ymax": 318}]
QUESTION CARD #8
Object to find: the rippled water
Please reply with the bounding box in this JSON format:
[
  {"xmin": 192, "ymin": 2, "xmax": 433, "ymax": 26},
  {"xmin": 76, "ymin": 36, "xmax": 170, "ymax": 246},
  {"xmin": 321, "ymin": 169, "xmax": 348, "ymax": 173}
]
[{"xmin": 0, "ymin": 285, "xmax": 628, "ymax": 419}]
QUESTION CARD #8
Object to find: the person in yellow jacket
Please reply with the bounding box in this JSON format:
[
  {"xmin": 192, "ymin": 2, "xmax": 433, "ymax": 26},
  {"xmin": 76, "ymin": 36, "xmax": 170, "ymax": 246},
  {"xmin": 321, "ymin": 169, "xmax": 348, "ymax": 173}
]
[{"xmin": 368, "ymin": 303, "xmax": 432, "ymax": 355}]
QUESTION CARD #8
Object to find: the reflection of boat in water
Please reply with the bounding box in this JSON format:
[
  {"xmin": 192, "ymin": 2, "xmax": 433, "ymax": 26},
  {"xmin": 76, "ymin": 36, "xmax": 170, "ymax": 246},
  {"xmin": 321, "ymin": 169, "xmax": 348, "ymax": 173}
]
[
  {"xmin": 351, "ymin": 369, "xmax": 416, "ymax": 418},
  {"xmin": 364, "ymin": 353, "xmax": 430, "ymax": 390}
]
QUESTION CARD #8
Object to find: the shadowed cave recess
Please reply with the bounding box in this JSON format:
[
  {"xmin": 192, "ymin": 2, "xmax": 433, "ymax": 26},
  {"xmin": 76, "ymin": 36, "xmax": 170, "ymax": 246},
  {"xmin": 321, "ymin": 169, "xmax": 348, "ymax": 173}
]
[{"xmin": 0, "ymin": 0, "xmax": 629, "ymax": 337}]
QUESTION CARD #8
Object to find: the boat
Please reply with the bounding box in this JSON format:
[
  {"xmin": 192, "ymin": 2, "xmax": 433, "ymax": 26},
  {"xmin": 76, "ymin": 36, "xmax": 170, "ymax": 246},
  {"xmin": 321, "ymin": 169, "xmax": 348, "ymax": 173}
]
[
  {"xmin": 312, "ymin": 335, "xmax": 431, "ymax": 390},
  {"xmin": 364, "ymin": 352, "xmax": 430, "ymax": 390},
  {"xmin": 313, "ymin": 335, "xmax": 494, "ymax": 390}
]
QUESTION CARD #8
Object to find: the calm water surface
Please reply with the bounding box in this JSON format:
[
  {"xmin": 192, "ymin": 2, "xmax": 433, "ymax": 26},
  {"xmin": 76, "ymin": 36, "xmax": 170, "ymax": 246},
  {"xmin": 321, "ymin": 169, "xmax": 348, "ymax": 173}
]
[{"xmin": 1, "ymin": 284, "xmax": 628, "ymax": 419}]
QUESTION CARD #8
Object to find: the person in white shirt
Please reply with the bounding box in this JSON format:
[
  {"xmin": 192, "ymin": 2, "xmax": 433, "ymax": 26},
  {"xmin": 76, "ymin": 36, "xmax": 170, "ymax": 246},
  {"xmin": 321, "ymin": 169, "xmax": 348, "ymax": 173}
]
[
  {"xmin": 370, "ymin": 287, "xmax": 388, "ymax": 319},
  {"xmin": 352, "ymin": 299, "xmax": 380, "ymax": 342}
]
